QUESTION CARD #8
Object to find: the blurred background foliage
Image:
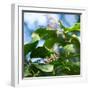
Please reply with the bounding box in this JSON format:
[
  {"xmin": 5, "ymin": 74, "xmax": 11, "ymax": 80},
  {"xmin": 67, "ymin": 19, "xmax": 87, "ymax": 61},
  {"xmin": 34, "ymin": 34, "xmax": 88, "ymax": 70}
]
[{"xmin": 24, "ymin": 13, "xmax": 80, "ymax": 77}]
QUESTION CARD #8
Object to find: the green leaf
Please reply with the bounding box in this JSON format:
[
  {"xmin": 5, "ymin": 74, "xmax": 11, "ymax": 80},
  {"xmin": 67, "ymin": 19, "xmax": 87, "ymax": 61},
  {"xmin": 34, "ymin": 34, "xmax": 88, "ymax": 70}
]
[
  {"xmin": 31, "ymin": 33, "xmax": 40, "ymax": 43},
  {"xmin": 33, "ymin": 63, "xmax": 54, "ymax": 72},
  {"xmin": 65, "ymin": 23, "xmax": 80, "ymax": 32},
  {"xmin": 24, "ymin": 41, "xmax": 38, "ymax": 56},
  {"xmin": 64, "ymin": 44, "xmax": 76, "ymax": 54},
  {"xmin": 69, "ymin": 34, "xmax": 80, "ymax": 54},
  {"xmin": 62, "ymin": 61, "xmax": 80, "ymax": 75},
  {"xmin": 35, "ymin": 28, "xmax": 66, "ymax": 47},
  {"xmin": 59, "ymin": 20, "xmax": 66, "ymax": 29},
  {"xmin": 24, "ymin": 65, "xmax": 31, "ymax": 77},
  {"xmin": 30, "ymin": 46, "xmax": 53, "ymax": 58},
  {"xmin": 35, "ymin": 28, "xmax": 57, "ymax": 39},
  {"xmin": 70, "ymin": 23, "xmax": 80, "ymax": 31},
  {"xmin": 44, "ymin": 38, "xmax": 56, "ymax": 48},
  {"xmin": 59, "ymin": 21, "xmax": 80, "ymax": 32}
]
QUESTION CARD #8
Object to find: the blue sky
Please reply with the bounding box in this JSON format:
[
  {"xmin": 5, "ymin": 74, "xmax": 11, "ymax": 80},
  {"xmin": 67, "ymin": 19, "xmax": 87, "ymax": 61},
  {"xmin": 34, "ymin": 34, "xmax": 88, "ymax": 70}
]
[{"xmin": 24, "ymin": 12, "xmax": 80, "ymax": 44}]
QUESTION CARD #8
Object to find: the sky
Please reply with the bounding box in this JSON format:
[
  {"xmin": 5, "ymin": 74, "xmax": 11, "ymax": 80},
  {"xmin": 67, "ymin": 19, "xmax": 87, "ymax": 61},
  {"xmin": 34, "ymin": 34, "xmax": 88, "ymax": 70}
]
[{"xmin": 24, "ymin": 12, "xmax": 80, "ymax": 44}]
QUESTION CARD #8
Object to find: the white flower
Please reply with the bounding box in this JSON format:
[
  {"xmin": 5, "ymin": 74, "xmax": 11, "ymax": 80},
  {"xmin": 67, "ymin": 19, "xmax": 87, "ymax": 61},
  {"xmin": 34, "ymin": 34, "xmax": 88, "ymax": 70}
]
[{"xmin": 46, "ymin": 14, "xmax": 60, "ymax": 30}]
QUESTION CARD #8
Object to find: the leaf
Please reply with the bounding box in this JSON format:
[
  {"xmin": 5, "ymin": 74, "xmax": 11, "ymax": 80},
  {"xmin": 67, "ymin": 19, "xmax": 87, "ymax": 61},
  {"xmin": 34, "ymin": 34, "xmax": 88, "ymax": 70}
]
[
  {"xmin": 59, "ymin": 20, "xmax": 66, "ymax": 29},
  {"xmin": 24, "ymin": 41, "xmax": 38, "ymax": 56},
  {"xmin": 35, "ymin": 28, "xmax": 66, "ymax": 47},
  {"xmin": 35, "ymin": 28, "xmax": 57, "ymax": 39},
  {"xmin": 62, "ymin": 61, "xmax": 80, "ymax": 75},
  {"xmin": 33, "ymin": 63, "xmax": 54, "ymax": 72},
  {"xmin": 65, "ymin": 23, "xmax": 80, "ymax": 32},
  {"xmin": 31, "ymin": 33, "xmax": 40, "ymax": 43},
  {"xmin": 44, "ymin": 38, "xmax": 56, "ymax": 48},
  {"xmin": 24, "ymin": 65, "xmax": 31, "ymax": 77},
  {"xmin": 70, "ymin": 23, "xmax": 80, "ymax": 31},
  {"xmin": 71, "ymin": 35, "xmax": 80, "ymax": 48},
  {"xmin": 64, "ymin": 44, "xmax": 76, "ymax": 54},
  {"xmin": 30, "ymin": 46, "xmax": 53, "ymax": 58},
  {"xmin": 66, "ymin": 54, "xmax": 80, "ymax": 59},
  {"xmin": 59, "ymin": 21, "xmax": 80, "ymax": 31}
]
